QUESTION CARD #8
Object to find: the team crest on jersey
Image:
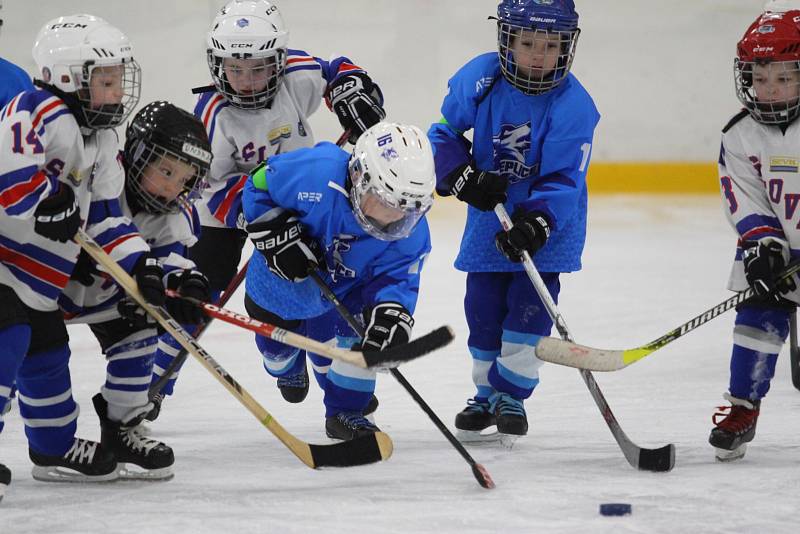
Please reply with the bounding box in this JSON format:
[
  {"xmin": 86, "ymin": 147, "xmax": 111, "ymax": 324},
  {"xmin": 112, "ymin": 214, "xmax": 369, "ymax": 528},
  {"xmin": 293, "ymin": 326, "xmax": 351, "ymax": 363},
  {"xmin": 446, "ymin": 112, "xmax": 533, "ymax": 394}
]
[
  {"xmin": 770, "ymin": 156, "xmax": 799, "ymax": 173},
  {"xmin": 493, "ymin": 123, "xmax": 536, "ymax": 183},
  {"xmin": 65, "ymin": 163, "xmax": 97, "ymax": 188},
  {"xmin": 268, "ymin": 125, "xmax": 292, "ymax": 146},
  {"xmin": 327, "ymin": 234, "xmax": 357, "ymax": 282}
]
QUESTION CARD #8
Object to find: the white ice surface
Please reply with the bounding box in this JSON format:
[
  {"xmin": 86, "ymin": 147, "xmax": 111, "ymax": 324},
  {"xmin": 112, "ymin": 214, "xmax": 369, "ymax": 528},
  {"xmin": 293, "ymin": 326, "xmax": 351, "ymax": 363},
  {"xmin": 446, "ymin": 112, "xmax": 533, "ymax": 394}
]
[{"xmin": 2, "ymin": 196, "xmax": 799, "ymax": 533}]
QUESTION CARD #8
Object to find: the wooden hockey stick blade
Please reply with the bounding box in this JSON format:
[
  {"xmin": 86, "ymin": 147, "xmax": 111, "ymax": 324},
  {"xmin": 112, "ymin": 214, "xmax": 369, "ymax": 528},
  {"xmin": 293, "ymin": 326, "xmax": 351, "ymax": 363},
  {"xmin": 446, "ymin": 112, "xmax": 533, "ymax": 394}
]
[
  {"xmin": 75, "ymin": 229, "xmax": 392, "ymax": 468},
  {"xmin": 170, "ymin": 292, "xmax": 454, "ymax": 369},
  {"xmin": 535, "ymin": 259, "xmax": 800, "ymax": 372}
]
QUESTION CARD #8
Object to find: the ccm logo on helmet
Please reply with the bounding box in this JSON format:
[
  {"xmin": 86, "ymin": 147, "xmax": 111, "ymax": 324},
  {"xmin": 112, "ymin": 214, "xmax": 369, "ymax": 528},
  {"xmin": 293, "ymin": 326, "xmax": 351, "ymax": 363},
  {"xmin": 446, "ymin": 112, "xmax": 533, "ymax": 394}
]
[
  {"xmin": 50, "ymin": 23, "xmax": 88, "ymax": 29},
  {"xmin": 231, "ymin": 43, "xmax": 254, "ymax": 48}
]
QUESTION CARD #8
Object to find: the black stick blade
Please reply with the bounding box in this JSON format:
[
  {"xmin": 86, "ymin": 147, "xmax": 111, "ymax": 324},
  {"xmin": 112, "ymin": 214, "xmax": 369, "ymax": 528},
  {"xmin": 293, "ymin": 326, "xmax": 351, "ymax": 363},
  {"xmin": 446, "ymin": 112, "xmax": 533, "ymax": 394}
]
[
  {"xmin": 637, "ymin": 444, "xmax": 675, "ymax": 472},
  {"xmin": 309, "ymin": 431, "xmax": 393, "ymax": 468},
  {"xmin": 362, "ymin": 326, "xmax": 454, "ymax": 368}
]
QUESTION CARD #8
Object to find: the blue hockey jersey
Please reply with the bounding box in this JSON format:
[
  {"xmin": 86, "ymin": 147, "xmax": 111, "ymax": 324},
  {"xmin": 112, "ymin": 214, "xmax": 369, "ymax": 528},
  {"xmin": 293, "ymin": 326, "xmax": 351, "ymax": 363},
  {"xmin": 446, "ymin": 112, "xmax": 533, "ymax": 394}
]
[
  {"xmin": 0, "ymin": 57, "xmax": 34, "ymax": 110},
  {"xmin": 428, "ymin": 52, "xmax": 599, "ymax": 273},
  {"xmin": 242, "ymin": 142, "xmax": 431, "ymax": 320}
]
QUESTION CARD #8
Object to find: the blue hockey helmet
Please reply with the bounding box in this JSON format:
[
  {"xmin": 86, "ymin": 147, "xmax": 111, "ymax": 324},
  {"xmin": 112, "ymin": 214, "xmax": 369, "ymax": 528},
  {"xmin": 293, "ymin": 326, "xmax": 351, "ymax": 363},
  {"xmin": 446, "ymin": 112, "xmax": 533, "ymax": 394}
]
[{"xmin": 495, "ymin": 0, "xmax": 580, "ymax": 95}]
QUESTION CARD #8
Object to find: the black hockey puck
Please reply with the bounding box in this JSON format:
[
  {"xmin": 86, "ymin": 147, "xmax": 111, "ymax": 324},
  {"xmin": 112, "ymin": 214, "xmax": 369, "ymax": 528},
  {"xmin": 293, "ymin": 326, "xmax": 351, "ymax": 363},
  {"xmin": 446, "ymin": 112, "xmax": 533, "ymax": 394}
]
[{"xmin": 599, "ymin": 503, "xmax": 632, "ymax": 516}]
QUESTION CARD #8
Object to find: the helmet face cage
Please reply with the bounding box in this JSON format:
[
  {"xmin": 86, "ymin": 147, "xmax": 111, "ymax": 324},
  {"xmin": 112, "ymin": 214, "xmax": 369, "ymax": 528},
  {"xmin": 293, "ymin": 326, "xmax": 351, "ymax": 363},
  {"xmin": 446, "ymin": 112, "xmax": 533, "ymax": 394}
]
[
  {"xmin": 348, "ymin": 156, "xmax": 432, "ymax": 242},
  {"xmin": 126, "ymin": 140, "xmax": 209, "ymax": 215},
  {"xmin": 207, "ymin": 49, "xmax": 285, "ymax": 109},
  {"xmin": 498, "ymin": 22, "xmax": 579, "ymax": 95},
  {"xmin": 735, "ymin": 59, "xmax": 800, "ymax": 125},
  {"xmin": 71, "ymin": 59, "xmax": 142, "ymax": 129}
]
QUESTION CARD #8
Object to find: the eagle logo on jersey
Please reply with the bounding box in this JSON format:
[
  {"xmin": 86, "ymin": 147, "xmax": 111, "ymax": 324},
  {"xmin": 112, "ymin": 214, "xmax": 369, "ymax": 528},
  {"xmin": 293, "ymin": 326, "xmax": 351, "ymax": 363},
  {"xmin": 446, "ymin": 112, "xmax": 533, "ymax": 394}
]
[{"xmin": 493, "ymin": 123, "xmax": 537, "ymax": 183}]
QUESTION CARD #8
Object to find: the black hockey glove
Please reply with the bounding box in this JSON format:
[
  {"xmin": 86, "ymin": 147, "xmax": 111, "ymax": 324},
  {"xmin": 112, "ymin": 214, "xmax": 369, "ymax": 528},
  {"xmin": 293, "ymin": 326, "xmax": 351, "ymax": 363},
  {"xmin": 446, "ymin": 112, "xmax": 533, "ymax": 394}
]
[
  {"xmin": 446, "ymin": 163, "xmax": 508, "ymax": 212},
  {"xmin": 495, "ymin": 210, "xmax": 551, "ymax": 262},
  {"xmin": 358, "ymin": 302, "xmax": 414, "ymax": 351},
  {"xmin": 742, "ymin": 240, "xmax": 796, "ymax": 299},
  {"xmin": 70, "ymin": 250, "xmax": 99, "ymax": 286},
  {"xmin": 247, "ymin": 212, "xmax": 324, "ymax": 282},
  {"xmin": 326, "ymin": 72, "xmax": 386, "ymax": 145},
  {"xmin": 131, "ymin": 254, "xmax": 166, "ymax": 306},
  {"xmin": 165, "ymin": 269, "xmax": 211, "ymax": 324},
  {"xmin": 117, "ymin": 297, "xmax": 156, "ymax": 329},
  {"xmin": 33, "ymin": 184, "xmax": 81, "ymax": 243}
]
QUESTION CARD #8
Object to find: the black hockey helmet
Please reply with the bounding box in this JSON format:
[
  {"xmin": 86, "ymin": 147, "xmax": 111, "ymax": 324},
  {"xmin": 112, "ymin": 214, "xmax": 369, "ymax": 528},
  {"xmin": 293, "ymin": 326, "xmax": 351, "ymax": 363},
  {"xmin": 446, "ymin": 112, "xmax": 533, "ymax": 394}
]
[{"xmin": 123, "ymin": 101, "xmax": 212, "ymax": 214}]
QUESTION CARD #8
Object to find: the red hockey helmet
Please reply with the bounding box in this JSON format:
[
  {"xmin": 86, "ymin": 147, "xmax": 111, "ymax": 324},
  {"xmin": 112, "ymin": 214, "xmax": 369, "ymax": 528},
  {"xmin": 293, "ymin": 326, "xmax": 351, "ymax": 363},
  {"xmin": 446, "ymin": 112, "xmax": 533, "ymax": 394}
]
[{"xmin": 735, "ymin": 10, "xmax": 800, "ymax": 124}]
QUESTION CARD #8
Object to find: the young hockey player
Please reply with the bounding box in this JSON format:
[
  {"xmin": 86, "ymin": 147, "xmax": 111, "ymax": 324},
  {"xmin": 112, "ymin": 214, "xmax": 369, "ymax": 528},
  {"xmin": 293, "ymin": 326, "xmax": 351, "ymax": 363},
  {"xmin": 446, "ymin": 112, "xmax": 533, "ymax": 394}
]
[
  {"xmin": 242, "ymin": 122, "xmax": 434, "ymax": 439},
  {"xmin": 58, "ymin": 101, "xmax": 213, "ymax": 480},
  {"xmin": 0, "ymin": 1, "xmax": 34, "ymax": 110},
  {"xmin": 710, "ymin": 8, "xmax": 800, "ymax": 462},
  {"xmin": 150, "ymin": 0, "xmax": 386, "ymax": 413},
  {"xmin": 428, "ymin": 0, "xmax": 599, "ymax": 441},
  {"xmin": 0, "ymin": 15, "xmax": 144, "ymax": 491}
]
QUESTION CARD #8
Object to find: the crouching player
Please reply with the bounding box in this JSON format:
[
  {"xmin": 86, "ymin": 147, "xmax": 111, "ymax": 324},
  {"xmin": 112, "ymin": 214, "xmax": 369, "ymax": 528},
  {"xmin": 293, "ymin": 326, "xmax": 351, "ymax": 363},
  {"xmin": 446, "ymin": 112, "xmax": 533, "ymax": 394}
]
[
  {"xmin": 242, "ymin": 122, "xmax": 434, "ymax": 439},
  {"xmin": 711, "ymin": 9, "xmax": 800, "ymax": 461},
  {"xmin": 59, "ymin": 101, "xmax": 213, "ymax": 479}
]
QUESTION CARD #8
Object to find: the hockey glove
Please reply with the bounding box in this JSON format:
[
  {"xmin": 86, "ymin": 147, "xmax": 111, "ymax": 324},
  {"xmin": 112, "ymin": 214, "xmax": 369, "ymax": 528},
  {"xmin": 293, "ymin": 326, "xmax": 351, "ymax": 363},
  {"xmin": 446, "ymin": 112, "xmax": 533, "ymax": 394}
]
[
  {"xmin": 247, "ymin": 212, "xmax": 324, "ymax": 282},
  {"xmin": 446, "ymin": 163, "xmax": 508, "ymax": 212},
  {"xmin": 165, "ymin": 269, "xmax": 211, "ymax": 324},
  {"xmin": 742, "ymin": 240, "xmax": 796, "ymax": 299},
  {"xmin": 358, "ymin": 302, "xmax": 414, "ymax": 351},
  {"xmin": 326, "ymin": 72, "xmax": 386, "ymax": 145},
  {"xmin": 33, "ymin": 184, "xmax": 81, "ymax": 243},
  {"xmin": 495, "ymin": 210, "xmax": 551, "ymax": 262},
  {"xmin": 70, "ymin": 250, "xmax": 99, "ymax": 286},
  {"xmin": 117, "ymin": 297, "xmax": 156, "ymax": 329},
  {"xmin": 131, "ymin": 254, "xmax": 166, "ymax": 306}
]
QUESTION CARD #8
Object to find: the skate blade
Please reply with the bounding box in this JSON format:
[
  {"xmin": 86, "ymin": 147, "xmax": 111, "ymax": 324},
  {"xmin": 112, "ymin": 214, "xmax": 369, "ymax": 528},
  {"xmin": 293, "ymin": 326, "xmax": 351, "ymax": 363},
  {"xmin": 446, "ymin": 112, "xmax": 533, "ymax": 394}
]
[
  {"xmin": 117, "ymin": 464, "xmax": 174, "ymax": 481},
  {"xmin": 455, "ymin": 428, "xmax": 503, "ymax": 444},
  {"xmin": 715, "ymin": 444, "xmax": 747, "ymax": 462},
  {"xmin": 31, "ymin": 465, "xmax": 119, "ymax": 483}
]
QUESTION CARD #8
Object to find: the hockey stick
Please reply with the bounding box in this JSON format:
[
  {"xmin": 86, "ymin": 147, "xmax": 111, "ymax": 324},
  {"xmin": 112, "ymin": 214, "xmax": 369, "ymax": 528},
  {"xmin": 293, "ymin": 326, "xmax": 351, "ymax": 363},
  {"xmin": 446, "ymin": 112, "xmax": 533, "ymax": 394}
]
[
  {"xmin": 532, "ymin": 259, "xmax": 800, "ymax": 373},
  {"xmin": 308, "ymin": 271, "xmax": 496, "ymax": 489},
  {"xmin": 168, "ymin": 291, "xmax": 454, "ymax": 368},
  {"xmin": 790, "ymin": 312, "xmax": 800, "ymax": 391},
  {"xmin": 495, "ymin": 205, "xmax": 675, "ymax": 472},
  {"xmin": 148, "ymin": 260, "xmax": 249, "ymax": 399},
  {"xmin": 75, "ymin": 228, "xmax": 392, "ymax": 469}
]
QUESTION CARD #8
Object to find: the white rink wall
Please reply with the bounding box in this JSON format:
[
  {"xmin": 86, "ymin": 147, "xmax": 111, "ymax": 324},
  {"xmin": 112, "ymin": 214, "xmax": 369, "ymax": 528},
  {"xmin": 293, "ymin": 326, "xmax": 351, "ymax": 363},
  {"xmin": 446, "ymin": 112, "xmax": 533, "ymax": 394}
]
[{"xmin": 0, "ymin": 0, "xmax": 768, "ymax": 161}]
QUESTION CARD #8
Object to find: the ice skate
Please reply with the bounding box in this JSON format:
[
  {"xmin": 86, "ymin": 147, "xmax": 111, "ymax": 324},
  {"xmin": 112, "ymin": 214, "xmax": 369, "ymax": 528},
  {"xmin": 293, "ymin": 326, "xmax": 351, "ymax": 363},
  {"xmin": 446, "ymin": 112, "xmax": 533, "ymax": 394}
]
[
  {"xmin": 29, "ymin": 437, "xmax": 118, "ymax": 483},
  {"xmin": 0, "ymin": 463, "xmax": 10, "ymax": 502},
  {"xmin": 709, "ymin": 394, "xmax": 760, "ymax": 462},
  {"xmin": 277, "ymin": 367, "xmax": 309, "ymax": 404},
  {"xmin": 455, "ymin": 398, "xmax": 501, "ymax": 444},
  {"xmin": 94, "ymin": 394, "xmax": 174, "ymax": 480},
  {"xmin": 325, "ymin": 411, "xmax": 380, "ymax": 441}
]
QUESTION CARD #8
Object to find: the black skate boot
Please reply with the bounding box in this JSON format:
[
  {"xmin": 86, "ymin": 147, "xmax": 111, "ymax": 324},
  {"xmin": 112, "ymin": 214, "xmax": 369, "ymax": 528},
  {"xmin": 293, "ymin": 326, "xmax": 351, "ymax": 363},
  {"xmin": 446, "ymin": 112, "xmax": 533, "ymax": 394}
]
[
  {"xmin": 455, "ymin": 397, "xmax": 498, "ymax": 443},
  {"xmin": 93, "ymin": 394, "xmax": 174, "ymax": 480},
  {"xmin": 491, "ymin": 392, "xmax": 528, "ymax": 436},
  {"xmin": 29, "ymin": 437, "xmax": 118, "ymax": 482},
  {"xmin": 277, "ymin": 367, "xmax": 309, "ymax": 403},
  {"xmin": 0, "ymin": 463, "xmax": 10, "ymax": 502},
  {"xmin": 709, "ymin": 394, "xmax": 760, "ymax": 462},
  {"xmin": 325, "ymin": 412, "xmax": 380, "ymax": 440},
  {"xmin": 144, "ymin": 392, "xmax": 165, "ymax": 422}
]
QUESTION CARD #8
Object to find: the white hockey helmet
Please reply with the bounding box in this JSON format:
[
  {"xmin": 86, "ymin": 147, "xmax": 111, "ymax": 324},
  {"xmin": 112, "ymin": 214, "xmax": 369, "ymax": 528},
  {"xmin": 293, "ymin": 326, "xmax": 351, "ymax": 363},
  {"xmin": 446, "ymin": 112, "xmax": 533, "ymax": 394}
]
[
  {"xmin": 32, "ymin": 14, "xmax": 141, "ymax": 130},
  {"xmin": 348, "ymin": 122, "xmax": 436, "ymax": 241},
  {"xmin": 207, "ymin": 0, "xmax": 289, "ymax": 109}
]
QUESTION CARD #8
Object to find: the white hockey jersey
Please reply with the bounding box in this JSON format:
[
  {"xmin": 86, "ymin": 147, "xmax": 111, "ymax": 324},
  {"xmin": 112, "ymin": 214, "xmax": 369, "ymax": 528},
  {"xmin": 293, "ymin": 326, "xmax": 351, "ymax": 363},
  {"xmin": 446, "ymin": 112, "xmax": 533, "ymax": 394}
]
[
  {"xmin": 719, "ymin": 109, "xmax": 800, "ymax": 302},
  {"xmin": 193, "ymin": 49, "xmax": 365, "ymax": 229},
  {"xmin": 60, "ymin": 188, "xmax": 201, "ymax": 324},
  {"xmin": 0, "ymin": 90, "xmax": 147, "ymax": 312}
]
